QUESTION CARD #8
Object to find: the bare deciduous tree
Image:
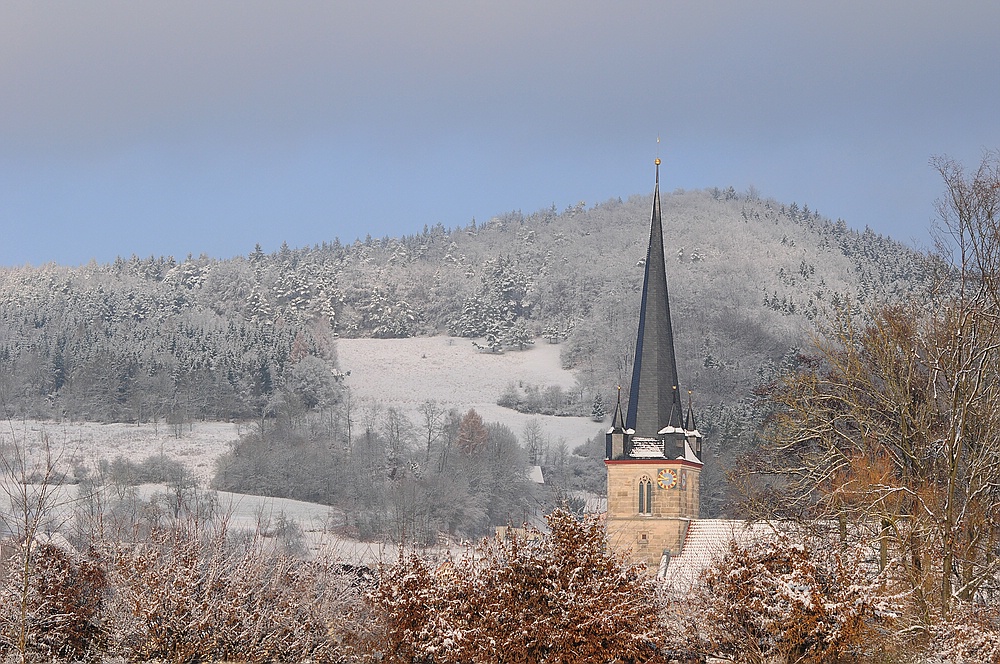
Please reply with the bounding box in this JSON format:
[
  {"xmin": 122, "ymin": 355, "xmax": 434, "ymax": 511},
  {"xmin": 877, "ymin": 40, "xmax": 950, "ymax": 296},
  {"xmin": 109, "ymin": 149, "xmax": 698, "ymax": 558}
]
[
  {"xmin": 0, "ymin": 428, "xmax": 70, "ymax": 663},
  {"xmin": 418, "ymin": 399, "xmax": 443, "ymax": 462},
  {"xmin": 752, "ymin": 152, "xmax": 1000, "ymax": 620}
]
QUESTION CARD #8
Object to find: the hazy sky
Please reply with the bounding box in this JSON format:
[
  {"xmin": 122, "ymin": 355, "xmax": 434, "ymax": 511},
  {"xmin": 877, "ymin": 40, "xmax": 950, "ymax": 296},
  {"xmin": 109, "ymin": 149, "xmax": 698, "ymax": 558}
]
[{"xmin": 2, "ymin": 2, "xmax": 997, "ymax": 267}]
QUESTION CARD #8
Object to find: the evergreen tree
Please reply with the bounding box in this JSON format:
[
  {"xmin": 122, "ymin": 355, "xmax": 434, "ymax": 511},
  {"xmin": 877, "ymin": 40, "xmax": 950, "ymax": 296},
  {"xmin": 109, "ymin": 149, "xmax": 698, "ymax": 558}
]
[{"xmin": 590, "ymin": 393, "xmax": 606, "ymax": 422}]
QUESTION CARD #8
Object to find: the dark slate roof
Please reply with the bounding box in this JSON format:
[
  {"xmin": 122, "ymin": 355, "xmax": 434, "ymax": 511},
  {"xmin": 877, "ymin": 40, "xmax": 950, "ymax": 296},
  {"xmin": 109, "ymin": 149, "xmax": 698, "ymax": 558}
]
[{"xmin": 626, "ymin": 163, "xmax": 685, "ymax": 438}]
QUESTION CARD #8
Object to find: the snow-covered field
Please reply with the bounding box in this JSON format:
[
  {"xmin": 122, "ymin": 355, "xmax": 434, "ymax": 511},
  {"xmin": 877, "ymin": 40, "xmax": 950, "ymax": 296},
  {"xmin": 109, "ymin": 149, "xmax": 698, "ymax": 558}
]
[
  {"xmin": 337, "ymin": 335, "xmax": 603, "ymax": 448},
  {"xmin": 1, "ymin": 336, "xmax": 602, "ymax": 558},
  {"xmin": 0, "ymin": 479, "xmax": 457, "ymax": 564},
  {"xmin": 2, "ymin": 337, "xmax": 601, "ymax": 489},
  {"xmin": 0, "ymin": 419, "xmax": 241, "ymax": 487}
]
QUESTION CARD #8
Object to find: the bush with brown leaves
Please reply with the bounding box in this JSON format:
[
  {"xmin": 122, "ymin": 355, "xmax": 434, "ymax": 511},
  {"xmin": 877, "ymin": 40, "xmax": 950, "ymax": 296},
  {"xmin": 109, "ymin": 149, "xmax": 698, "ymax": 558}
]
[
  {"xmin": 0, "ymin": 542, "xmax": 107, "ymax": 661},
  {"xmin": 102, "ymin": 525, "xmax": 372, "ymax": 663},
  {"xmin": 699, "ymin": 533, "xmax": 900, "ymax": 664},
  {"xmin": 372, "ymin": 508, "xmax": 667, "ymax": 663}
]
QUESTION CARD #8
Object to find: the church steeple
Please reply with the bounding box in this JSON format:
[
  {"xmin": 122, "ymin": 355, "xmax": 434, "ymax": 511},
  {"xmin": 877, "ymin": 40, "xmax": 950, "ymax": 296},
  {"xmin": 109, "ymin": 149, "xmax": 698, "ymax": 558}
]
[
  {"xmin": 604, "ymin": 157, "xmax": 703, "ymax": 573},
  {"xmin": 625, "ymin": 159, "xmax": 685, "ymax": 440}
]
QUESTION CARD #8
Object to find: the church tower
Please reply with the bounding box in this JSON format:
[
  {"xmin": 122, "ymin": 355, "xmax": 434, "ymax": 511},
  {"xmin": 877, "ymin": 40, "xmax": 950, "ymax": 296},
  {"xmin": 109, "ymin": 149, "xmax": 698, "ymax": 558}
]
[{"xmin": 605, "ymin": 159, "xmax": 703, "ymax": 571}]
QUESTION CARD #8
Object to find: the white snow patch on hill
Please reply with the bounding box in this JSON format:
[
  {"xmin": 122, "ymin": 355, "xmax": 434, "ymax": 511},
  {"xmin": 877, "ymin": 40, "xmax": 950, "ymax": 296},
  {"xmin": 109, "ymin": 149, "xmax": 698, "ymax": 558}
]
[
  {"xmin": 0, "ymin": 419, "xmax": 241, "ymax": 487},
  {"xmin": 336, "ymin": 336, "xmax": 603, "ymax": 448},
  {"xmin": 0, "ymin": 480, "xmax": 461, "ymax": 565}
]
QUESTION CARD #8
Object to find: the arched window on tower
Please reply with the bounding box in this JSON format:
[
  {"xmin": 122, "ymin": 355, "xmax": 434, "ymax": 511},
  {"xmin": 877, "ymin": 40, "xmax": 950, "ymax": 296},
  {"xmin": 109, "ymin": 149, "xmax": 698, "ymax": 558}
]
[{"xmin": 638, "ymin": 476, "xmax": 652, "ymax": 515}]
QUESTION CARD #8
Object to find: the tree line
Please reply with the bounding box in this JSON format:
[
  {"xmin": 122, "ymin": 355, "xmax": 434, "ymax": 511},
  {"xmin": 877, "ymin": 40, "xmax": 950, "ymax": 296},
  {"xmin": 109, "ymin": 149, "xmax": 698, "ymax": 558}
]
[
  {"xmin": 211, "ymin": 394, "xmax": 607, "ymax": 543},
  {"xmin": 1, "ymin": 187, "xmax": 935, "ymax": 425}
]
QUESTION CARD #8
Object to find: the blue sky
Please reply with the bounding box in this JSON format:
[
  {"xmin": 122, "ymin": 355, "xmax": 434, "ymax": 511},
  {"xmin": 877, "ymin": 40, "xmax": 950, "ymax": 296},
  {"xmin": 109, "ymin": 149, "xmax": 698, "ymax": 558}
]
[{"xmin": 1, "ymin": 1, "xmax": 997, "ymax": 267}]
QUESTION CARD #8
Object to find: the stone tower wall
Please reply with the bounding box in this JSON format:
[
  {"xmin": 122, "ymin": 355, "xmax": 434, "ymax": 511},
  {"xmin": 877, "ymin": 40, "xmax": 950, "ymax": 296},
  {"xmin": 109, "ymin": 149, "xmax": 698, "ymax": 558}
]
[{"xmin": 605, "ymin": 459, "xmax": 701, "ymax": 570}]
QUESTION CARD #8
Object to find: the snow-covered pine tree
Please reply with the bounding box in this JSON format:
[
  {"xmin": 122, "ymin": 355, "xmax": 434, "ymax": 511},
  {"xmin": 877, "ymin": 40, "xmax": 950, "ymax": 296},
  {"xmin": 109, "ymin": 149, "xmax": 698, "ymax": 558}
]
[{"xmin": 591, "ymin": 393, "xmax": 606, "ymax": 422}]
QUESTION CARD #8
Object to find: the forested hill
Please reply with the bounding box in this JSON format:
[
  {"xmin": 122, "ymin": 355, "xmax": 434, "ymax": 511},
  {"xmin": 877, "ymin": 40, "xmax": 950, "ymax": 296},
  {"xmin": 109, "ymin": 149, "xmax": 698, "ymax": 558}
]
[{"xmin": 0, "ymin": 187, "xmax": 936, "ymax": 436}]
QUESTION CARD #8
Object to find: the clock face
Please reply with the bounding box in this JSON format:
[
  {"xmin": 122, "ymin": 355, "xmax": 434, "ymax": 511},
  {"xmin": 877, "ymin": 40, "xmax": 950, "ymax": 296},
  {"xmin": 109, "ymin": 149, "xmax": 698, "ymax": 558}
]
[{"xmin": 657, "ymin": 468, "xmax": 678, "ymax": 490}]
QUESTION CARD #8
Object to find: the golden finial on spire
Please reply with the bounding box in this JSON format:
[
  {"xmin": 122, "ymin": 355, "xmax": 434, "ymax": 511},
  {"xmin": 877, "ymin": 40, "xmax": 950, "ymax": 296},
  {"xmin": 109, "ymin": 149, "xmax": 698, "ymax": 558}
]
[{"xmin": 655, "ymin": 136, "xmax": 661, "ymax": 180}]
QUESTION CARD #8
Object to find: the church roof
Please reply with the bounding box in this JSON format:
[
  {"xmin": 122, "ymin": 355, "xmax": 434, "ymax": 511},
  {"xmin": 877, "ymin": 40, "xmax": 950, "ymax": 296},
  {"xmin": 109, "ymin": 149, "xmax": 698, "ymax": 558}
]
[
  {"xmin": 626, "ymin": 161, "xmax": 685, "ymax": 439},
  {"xmin": 628, "ymin": 437, "xmax": 670, "ymax": 458},
  {"xmin": 658, "ymin": 519, "xmax": 778, "ymax": 589}
]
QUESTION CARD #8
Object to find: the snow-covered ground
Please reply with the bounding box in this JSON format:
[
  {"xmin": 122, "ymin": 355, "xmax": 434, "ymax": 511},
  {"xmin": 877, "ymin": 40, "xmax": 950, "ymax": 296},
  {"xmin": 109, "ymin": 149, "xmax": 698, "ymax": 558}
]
[
  {"xmin": 2, "ymin": 337, "xmax": 601, "ymax": 489},
  {"xmin": 0, "ymin": 479, "xmax": 462, "ymax": 565},
  {"xmin": 0, "ymin": 419, "xmax": 241, "ymax": 487},
  {"xmin": 337, "ymin": 335, "xmax": 603, "ymax": 449}
]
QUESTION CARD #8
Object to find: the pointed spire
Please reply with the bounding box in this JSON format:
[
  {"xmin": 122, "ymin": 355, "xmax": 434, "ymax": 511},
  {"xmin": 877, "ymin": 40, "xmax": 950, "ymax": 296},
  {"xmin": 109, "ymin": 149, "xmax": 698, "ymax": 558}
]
[
  {"xmin": 610, "ymin": 386, "xmax": 626, "ymax": 431},
  {"xmin": 626, "ymin": 158, "xmax": 685, "ymax": 438},
  {"xmin": 606, "ymin": 386, "xmax": 631, "ymax": 460},
  {"xmin": 684, "ymin": 390, "xmax": 696, "ymax": 431},
  {"xmin": 684, "ymin": 389, "xmax": 703, "ymax": 462}
]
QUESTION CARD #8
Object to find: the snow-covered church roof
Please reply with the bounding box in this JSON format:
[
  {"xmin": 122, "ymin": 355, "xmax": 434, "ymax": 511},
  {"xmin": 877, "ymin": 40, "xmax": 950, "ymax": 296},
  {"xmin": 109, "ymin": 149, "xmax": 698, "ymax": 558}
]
[
  {"xmin": 658, "ymin": 519, "xmax": 779, "ymax": 590},
  {"xmin": 628, "ymin": 437, "xmax": 670, "ymax": 458}
]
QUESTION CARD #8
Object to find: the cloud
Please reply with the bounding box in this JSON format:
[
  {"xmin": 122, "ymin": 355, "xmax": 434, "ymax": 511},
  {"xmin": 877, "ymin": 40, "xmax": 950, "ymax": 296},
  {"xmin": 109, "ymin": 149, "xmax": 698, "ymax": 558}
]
[{"xmin": 4, "ymin": 2, "xmax": 995, "ymax": 150}]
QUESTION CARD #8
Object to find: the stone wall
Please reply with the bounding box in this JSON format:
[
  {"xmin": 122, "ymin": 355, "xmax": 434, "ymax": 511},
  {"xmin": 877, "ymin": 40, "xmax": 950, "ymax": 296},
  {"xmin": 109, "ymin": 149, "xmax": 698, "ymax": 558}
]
[{"xmin": 605, "ymin": 459, "xmax": 701, "ymax": 570}]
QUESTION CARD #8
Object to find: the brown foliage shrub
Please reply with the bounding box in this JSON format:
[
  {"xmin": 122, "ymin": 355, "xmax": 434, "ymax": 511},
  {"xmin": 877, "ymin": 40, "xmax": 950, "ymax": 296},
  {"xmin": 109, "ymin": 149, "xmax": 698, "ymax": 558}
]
[
  {"xmin": 102, "ymin": 525, "xmax": 372, "ymax": 663},
  {"xmin": 372, "ymin": 508, "xmax": 667, "ymax": 663},
  {"xmin": 928, "ymin": 603, "xmax": 1000, "ymax": 663},
  {"xmin": 0, "ymin": 542, "xmax": 107, "ymax": 661},
  {"xmin": 699, "ymin": 532, "xmax": 900, "ymax": 663}
]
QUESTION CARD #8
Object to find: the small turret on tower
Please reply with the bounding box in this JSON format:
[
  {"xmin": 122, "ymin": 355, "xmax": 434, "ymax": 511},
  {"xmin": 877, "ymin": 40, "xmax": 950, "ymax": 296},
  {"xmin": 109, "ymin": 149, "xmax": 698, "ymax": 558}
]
[
  {"xmin": 684, "ymin": 391, "xmax": 703, "ymax": 459},
  {"xmin": 605, "ymin": 387, "xmax": 634, "ymax": 460}
]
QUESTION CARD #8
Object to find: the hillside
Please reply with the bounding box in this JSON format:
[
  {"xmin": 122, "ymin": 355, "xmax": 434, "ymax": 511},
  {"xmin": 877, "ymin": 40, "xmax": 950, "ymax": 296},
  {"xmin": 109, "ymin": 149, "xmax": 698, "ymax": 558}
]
[{"xmin": 0, "ymin": 187, "xmax": 940, "ymax": 518}]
